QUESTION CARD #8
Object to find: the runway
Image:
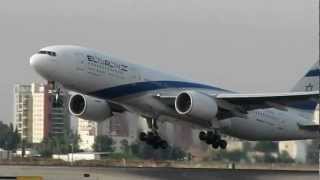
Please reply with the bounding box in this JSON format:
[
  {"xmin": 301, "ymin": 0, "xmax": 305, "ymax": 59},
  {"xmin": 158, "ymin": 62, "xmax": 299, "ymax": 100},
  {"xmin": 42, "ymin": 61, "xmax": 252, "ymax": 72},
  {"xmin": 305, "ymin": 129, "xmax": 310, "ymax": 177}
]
[{"xmin": 0, "ymin": 165, "xmax": 317, "ymax": 180}]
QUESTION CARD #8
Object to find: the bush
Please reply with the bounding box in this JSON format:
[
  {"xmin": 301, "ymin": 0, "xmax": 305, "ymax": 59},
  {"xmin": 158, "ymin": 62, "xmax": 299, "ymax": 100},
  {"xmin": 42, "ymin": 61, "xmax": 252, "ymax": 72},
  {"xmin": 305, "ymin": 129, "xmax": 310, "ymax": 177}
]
[
  {"xmin": 212, "ymin": 150, "xmax": 248, "ymax": 162},
  {"xmin": 278, "ymin": 151, "xmax": 294, "ymax": 163}
]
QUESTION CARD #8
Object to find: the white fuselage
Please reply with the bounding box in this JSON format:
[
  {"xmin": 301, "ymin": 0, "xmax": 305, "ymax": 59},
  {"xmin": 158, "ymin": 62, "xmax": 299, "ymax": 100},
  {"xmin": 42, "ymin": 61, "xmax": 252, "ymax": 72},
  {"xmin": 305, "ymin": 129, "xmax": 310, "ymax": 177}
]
[{"xmin": 30, "ymin": 45, "xmax": 318, "ymax": 141}]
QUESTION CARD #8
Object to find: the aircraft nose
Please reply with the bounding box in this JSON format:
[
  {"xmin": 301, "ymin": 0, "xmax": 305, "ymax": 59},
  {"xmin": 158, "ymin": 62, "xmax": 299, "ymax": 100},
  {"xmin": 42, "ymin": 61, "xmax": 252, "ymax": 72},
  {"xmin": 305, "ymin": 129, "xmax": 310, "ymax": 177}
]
[
  {"xmin": 29, "ymin": 54, "xmax": 45, "ymax": 74},
  {"xmin": 29, "ymin": 54, "xmax": 38, "ymax": 68},
  {"xmin": 30, "ymin": 53, "xmax": 56, "ymax": 80}
]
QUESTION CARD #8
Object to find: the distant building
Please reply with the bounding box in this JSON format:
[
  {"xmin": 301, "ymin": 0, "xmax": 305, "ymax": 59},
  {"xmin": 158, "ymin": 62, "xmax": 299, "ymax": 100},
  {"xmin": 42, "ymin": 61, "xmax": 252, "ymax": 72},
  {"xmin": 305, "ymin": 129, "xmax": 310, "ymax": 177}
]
[
  {"xmin": 97, "ymin": 118, "xmax": 110, "ymax": 136},
  {"xmin": 70, "ymin": 113, "xmax": 139, "ymax": 151},
  {"xmin": 73, "ymin": 118, "xmax": 97, "ymax": 151},
  {"xmin": 97, "ymin": 112, "xmax": 139, "ymax": 151},
  {"xmin": 14, "ymin": 84, "xmax": 33, "ymax": 142},
  {"xmin": 314, "ymin": 104, "xmax": 319, "ymax": 124},
  {"xmin": 31, "ymin": 83, "xmax": 50, "ymax": 143},
  {"xmin": 52, "ymin": 152, "xmax": 109, "ymax": 162},
  {"xmin": 13, "ymin": 83, "xmax": 70, "ymax": 143},
  {"xmin": 278, "ymin": 140, "xmax": 311, "ymax": 163},
  {"xmin": 173, "ymin": 122, "xmax": 193, "ymax": 150},
  {"xmin": 49, "ymin": 96, "xmax": 69, "ymax": 136},
  {"xmin": 15, "ymin": 148, "xmax": 40, "ymax": 157},
  {"xmin": 14, "ymin": 83, "xmax": 50, "ymax": 143},
  {"xmin": 109, "ymin": 115, "xmax": 129, "ymax": 137},
  {"xmin": 225, "ymin": 138, "xmax": 245, "ymax": 152},
  {"xmin": 0, "ymin": 148, "xmax": 12, "ymax": 160}
]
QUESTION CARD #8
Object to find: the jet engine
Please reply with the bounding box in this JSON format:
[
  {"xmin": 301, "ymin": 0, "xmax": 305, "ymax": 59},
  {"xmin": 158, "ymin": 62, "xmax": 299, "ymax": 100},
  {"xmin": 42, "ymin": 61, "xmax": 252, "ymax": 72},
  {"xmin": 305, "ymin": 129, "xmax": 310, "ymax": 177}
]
[
  {"xmin": 69, "ymin": 94, "xmax": 112, "ymax": 121},
  {"xmin": 175, "ymin": 91, "xmax": 218, "ymax": 121}
]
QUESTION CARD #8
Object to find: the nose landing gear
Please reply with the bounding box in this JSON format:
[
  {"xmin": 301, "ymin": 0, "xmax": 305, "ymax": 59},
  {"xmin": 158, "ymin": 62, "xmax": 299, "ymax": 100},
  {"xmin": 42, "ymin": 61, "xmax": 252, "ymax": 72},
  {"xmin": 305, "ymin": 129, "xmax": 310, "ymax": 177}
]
[{"xmin": 199, "ymin": 131, "xmax": 227, "ymax": 150}]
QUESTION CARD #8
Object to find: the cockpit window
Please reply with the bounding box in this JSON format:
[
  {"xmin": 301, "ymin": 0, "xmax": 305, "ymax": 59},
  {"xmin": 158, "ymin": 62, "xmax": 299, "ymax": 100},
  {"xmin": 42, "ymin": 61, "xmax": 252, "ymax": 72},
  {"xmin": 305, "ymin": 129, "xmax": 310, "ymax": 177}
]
[{"xmin": 38, "ymin": 50, "xmax": 56, "ymax": 57}]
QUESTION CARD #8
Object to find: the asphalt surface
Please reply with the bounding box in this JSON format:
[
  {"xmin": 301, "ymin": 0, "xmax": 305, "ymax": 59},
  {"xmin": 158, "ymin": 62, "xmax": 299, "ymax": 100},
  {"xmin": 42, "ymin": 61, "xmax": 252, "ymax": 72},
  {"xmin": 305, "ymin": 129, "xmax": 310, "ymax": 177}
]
[{"xmin": 0, "ymin": 166, "xmax": 318, "ymax": 180}]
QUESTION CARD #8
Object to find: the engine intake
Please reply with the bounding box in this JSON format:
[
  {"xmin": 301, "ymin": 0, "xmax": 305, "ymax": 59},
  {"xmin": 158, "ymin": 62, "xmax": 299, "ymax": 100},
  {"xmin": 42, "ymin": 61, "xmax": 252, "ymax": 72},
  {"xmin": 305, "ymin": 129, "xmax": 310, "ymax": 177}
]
[
  {"xmin": 175, "ymin": 91, "xmax": 218, "ymax": 121},
  {"xmin": 69, "ymin": 94, "xmax": 112, "ymax": 121}
]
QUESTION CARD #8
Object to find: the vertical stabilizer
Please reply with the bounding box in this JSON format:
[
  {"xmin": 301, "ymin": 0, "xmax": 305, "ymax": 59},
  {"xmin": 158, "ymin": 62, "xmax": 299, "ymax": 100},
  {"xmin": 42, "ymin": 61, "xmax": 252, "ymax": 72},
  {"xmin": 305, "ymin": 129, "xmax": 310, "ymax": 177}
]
[
  {"xmin": 290, "ymin": 62, "xmax": 319, "ymax": 111},
  {"xmin": 292, "ymin": 62, "xmax": 319, "ymax": 92}
]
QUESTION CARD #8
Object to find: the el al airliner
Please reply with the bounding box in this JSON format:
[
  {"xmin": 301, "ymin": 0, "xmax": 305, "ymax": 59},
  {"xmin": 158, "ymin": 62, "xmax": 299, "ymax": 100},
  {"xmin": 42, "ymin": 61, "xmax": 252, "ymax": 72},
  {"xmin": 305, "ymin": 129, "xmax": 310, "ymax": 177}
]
[{"xmin": 30, "ymin": 45, "xmax": 319, "ymax": 150}]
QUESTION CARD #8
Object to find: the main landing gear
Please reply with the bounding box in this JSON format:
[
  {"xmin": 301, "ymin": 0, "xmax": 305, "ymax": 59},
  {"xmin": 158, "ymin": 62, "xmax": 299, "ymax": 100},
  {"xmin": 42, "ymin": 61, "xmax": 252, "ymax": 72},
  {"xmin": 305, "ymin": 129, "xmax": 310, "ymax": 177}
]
[
  {"xmin": 139, "ymin": 118, "xmax": 168, "ymax": 150},
  {"xmin": 139, "ymin": 131, "xmax": 168, "ymax": 150},
  {"xmin": 199, "ymin": 131, "xmax": 227, "ymax": 150}
]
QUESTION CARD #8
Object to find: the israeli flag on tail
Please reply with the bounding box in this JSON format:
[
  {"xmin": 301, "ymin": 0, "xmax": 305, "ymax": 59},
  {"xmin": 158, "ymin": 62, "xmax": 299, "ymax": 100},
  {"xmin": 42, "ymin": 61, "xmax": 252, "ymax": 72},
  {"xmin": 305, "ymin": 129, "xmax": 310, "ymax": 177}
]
[{"xmin": 290, "ymin": 61, "xmax": 319, "ymax": 111}]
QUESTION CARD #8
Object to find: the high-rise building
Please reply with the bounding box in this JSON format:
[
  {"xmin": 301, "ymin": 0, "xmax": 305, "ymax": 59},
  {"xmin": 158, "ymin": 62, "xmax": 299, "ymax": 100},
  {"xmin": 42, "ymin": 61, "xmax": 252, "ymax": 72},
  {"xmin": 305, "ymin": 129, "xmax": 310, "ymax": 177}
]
[
  {"xmin": 14, "ymin": 84, "xmax": 33, "ymax": 142},
  {"xmin": 14, "ymin": 83, "xmax": 49, "ymax": 143},
  {"xmin": 97, "ymin": 112, "xmax": 139, "ymax": 151},
  {"xmin": 49, "ymin": 96, "xmax": 69, "ymax": 136},
  {"xmin": 30, "ymin": 83, "xmax": 49, "ymax": 143},
  {"xmin": 109, "ymin": 115, "xmax": 129, "ymax": 137},
  {"xmin": 75, "ymin": 118, "xmax": 97, "ymax": 151},
  {"xmin": 14, "ymin": 83, "xmax": 69, "ymax": 143},
  {"xmin": 278, "ymin": 140, "xmax": 311, "ymax": 163},
  {"xmin": 314, "ymin": 104, "xmax": 319, "ymax": 124},
  {"xmin": 173, "ymin": 122, "xmax": 193, "ymax": 150}
]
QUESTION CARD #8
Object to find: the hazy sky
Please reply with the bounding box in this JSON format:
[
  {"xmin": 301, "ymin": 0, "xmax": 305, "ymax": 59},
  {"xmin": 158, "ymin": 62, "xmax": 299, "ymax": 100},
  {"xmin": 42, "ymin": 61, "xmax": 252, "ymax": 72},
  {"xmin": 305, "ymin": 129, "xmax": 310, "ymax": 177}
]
[{"xmin": 0, "ymin": 0, "xmax": 318, "ymax": 124}]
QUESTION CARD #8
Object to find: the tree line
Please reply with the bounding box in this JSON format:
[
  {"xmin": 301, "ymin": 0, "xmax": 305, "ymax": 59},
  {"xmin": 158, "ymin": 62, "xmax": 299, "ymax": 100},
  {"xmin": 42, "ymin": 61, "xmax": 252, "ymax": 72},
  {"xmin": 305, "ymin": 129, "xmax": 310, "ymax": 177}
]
[
  {"xmin": 92, "ymin": 135, "xmax": 188, "ymax": 161},
  {"xmin": 0, "ymin": 122, "xmax": 20, "ymax": 151}
]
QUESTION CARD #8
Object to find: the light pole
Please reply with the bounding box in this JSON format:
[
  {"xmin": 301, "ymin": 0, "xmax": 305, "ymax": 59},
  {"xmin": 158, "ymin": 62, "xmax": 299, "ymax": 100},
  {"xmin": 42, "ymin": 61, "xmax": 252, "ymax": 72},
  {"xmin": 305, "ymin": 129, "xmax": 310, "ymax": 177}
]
[
  {"xmin": 69, "ymin": 133, "xmax": 75, "ymax": 166},
  {"xmin": 317, "ymin": 0, "xmax": 320, "ymax": 177},
  {"xmin": 71, "ymin": 143, "xmax": 74, "ymax": 166}
]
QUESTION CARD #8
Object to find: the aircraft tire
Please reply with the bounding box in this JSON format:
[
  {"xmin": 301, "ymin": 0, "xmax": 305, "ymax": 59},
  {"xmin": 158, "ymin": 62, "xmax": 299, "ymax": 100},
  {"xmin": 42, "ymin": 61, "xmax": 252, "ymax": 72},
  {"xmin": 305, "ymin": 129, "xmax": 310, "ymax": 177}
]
[
  {"xmin": 219, "ymin": 140, "xmax": 227, "ymax": 150},
  {"xmin": 199, "ymin": 131, "xmax": 207, "ymax": 141},
  {"xmin": 139, "ymin": 132, "xmax": 147, "ymax": 141}
]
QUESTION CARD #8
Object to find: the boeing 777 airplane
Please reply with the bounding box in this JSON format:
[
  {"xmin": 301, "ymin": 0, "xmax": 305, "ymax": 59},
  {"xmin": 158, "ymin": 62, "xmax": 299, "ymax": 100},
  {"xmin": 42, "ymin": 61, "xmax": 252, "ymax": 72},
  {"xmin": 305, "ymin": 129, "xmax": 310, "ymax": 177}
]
[{"xmin": 30, "ymin": 45, "xmax": 319, "ymax": 150}]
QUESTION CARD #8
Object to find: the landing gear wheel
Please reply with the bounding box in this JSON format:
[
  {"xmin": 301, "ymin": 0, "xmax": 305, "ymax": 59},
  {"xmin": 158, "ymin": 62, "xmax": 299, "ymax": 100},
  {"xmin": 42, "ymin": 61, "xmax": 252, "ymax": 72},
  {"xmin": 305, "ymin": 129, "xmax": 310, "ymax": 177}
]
[
  {"xmin": 199, "ymin": 130, "xmax": 227, "ymax": 150},
  {"xmin": 141, "ymin": 128, "xmax": 168, "ymax": 150},
  {"xmin": 139, "ymin": 132, "xmax": 147, "ymax": 141},
  {"xmin": 160, "ymin": 140, "xmax": 168, "ymax": 149},
  {"xmin": 212, "ymin": 142, "xmax": 219, "ymax": 149},
  {"xmin": 199, "ymin": 131, "xmax": 207, "ymax": 141},
  {"xmin": 146, "ymin": 132, "xmax": 156, "ymax": 145},
  {"xmin": 219, "ymin": 140, "xmax": 227, "ymax": 150},
  {"xmin": 206, "ymin": 133, "xmax": 219, "ymax": 145}
]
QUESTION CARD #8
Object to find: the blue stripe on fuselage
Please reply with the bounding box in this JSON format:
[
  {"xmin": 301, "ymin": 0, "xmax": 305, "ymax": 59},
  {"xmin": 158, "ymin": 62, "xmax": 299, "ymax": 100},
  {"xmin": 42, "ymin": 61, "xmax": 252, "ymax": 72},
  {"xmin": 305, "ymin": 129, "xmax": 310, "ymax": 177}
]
[
  {"xmin": 305, "ymin": 69, "xmax": 320, "ymax": 77},
  {"xmin": 89, "ymin": 81, "xmax": 230, "ymax": 99}
]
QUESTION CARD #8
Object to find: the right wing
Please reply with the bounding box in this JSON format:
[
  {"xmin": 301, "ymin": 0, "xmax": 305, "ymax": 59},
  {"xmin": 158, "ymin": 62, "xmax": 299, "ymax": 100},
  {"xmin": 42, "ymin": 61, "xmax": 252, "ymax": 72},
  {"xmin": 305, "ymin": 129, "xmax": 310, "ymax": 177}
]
[
  {"xmin": 297, "ymin": 123, "xmax": 320, "ymax": 131},
  {"xmin": 154, "ymin": 91, "xmax": 319, "ymax": 120},
  {"xmin": 215, "ymin": 91, "xmax": 319, "ymax": 113}
]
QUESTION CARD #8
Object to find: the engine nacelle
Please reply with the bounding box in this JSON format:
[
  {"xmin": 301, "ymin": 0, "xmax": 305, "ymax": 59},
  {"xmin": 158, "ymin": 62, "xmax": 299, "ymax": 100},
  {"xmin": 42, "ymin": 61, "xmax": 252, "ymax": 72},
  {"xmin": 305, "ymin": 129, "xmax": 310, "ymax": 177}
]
[
  {"xmin": 69, "ymin": 94, "xmax": 112, "ymax": 122},
  {"xmin": 175, "ymin": 91, "xmax": 218, "ymax": 121}
]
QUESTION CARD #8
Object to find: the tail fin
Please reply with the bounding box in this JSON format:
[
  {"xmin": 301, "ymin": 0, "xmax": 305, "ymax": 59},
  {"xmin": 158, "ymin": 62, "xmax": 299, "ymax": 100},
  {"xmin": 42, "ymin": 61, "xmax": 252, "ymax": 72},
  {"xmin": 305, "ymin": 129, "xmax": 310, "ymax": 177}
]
[
  {"xmin": 290, "ymin": 62, "xmax": 319, "ymax": 111},
  {"xmin": 292, "ymin": 62, "xmax": 319, "ymax": 92}
]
